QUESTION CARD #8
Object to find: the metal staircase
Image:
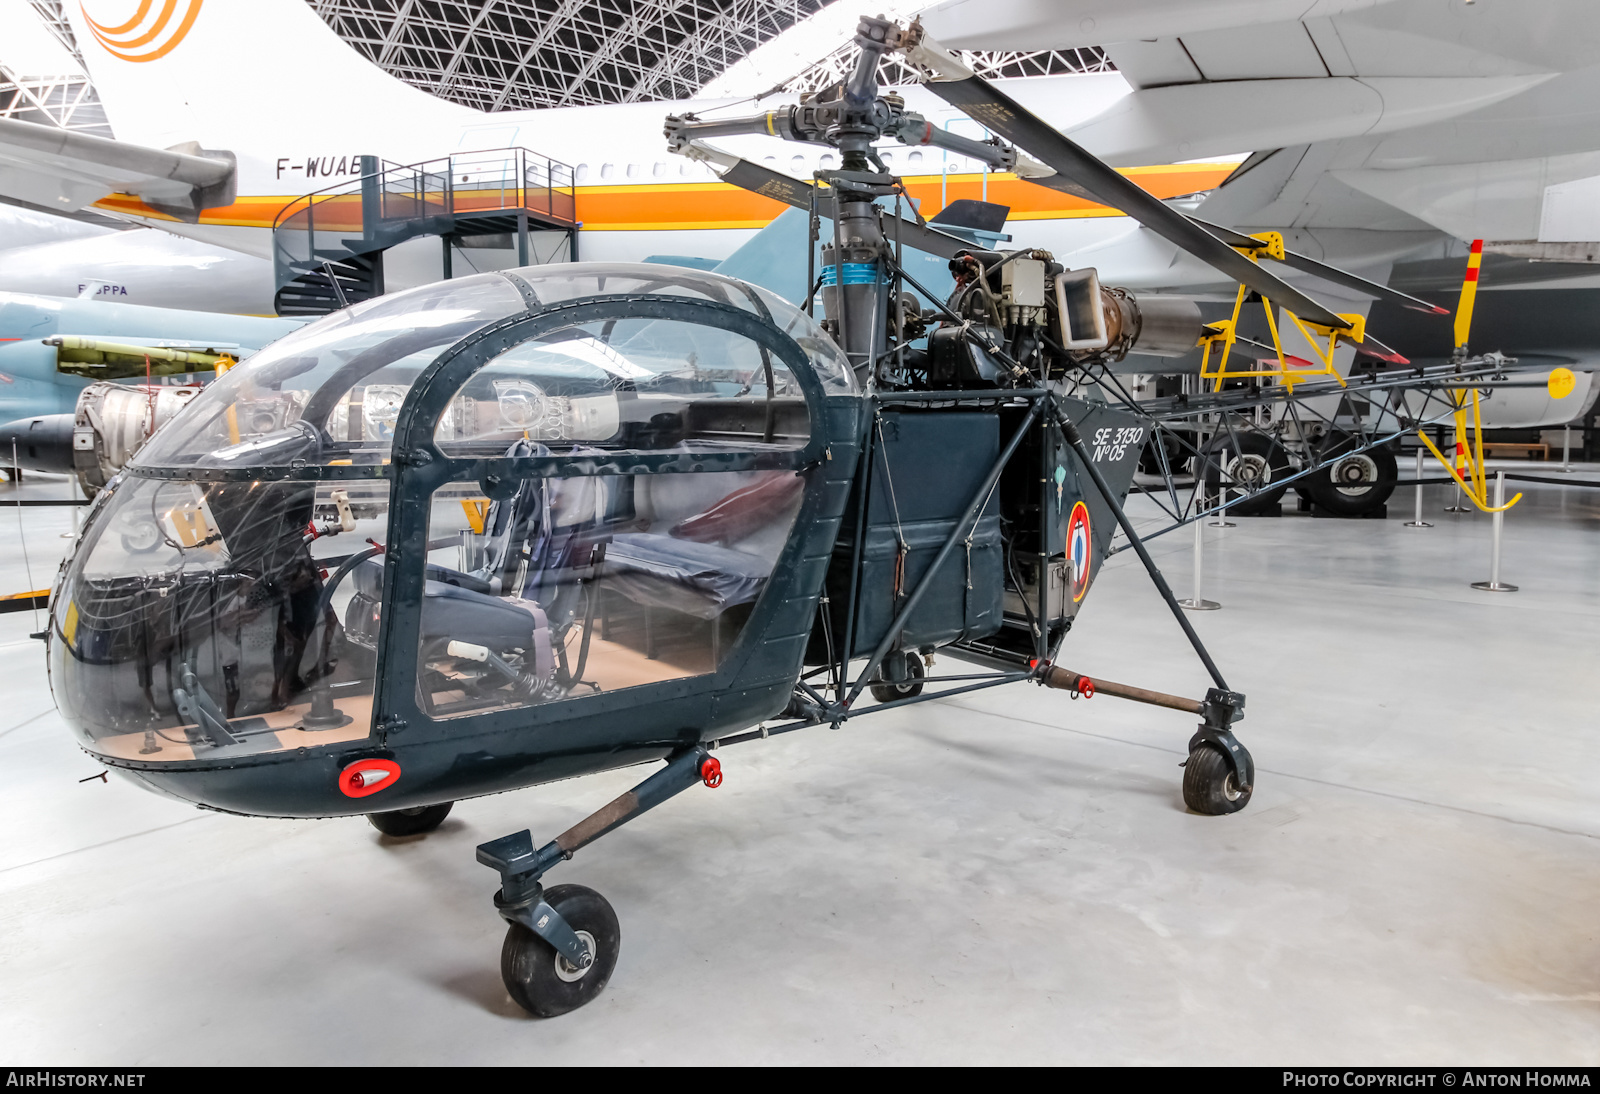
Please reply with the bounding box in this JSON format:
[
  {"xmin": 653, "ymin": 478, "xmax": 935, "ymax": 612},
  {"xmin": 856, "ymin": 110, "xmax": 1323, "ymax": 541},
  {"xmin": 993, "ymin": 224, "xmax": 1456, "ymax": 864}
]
[{"xmin": 272, "ymin": 148, "xmax": 578, "ymax": 317}]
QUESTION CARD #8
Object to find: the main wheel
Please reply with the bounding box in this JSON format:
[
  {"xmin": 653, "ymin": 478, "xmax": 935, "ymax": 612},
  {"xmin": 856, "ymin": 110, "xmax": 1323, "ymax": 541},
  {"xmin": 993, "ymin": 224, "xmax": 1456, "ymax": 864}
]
[
  {"xmin": 1305, "ymin": 433, "xmax": 1397, "ymax": 517},
  {"xmin": 870, "ymin": 651, "xmax": 925, "ymax": 703},
  {"xmin": 1182, "ymin": 744, "xmax": 1253, "ymax": 815},
  {"xmin": 1197, "ymin": 431, "xmax": 1291, "ymax": 516},
  {"xmin": 501, "ymin": 884, "xmax": 621, "ymax": 1018},
  {"xmin": 368, "ymin": 801, "xmax": 453, "ymax": 837}
]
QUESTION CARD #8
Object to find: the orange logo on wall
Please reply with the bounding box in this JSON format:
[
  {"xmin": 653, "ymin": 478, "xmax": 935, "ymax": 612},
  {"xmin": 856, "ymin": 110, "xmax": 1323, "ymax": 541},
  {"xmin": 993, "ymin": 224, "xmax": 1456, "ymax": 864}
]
[{"xmin": 81, "ymin": 0, "xmax": 203, "ymax": 63}]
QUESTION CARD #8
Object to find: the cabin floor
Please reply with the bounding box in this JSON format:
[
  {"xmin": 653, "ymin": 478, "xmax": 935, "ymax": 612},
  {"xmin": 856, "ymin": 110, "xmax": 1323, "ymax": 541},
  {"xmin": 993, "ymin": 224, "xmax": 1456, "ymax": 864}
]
[{"xmin": 2, "ymin": 467, "xmax": 1597, "ymax": 1065}]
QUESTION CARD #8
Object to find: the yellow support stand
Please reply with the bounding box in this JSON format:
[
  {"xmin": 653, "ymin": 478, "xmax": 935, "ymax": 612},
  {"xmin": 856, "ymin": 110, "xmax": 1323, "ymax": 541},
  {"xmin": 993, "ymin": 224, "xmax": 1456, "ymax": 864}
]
[
  {"xmin": 1416, "ymin": 429, "xmax": 1521, "ymax": 513},
  {"xmin": 1199, "ymin": 233, "xmax": 1362, "ymax": 391}
]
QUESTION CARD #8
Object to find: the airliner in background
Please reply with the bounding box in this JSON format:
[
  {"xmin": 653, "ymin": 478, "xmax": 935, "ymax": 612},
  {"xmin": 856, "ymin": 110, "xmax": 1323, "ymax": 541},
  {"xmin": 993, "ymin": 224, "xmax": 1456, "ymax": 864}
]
[
  {"xmin": 7, "ymin": 0, "xmax": 1179, "ymax": 282},
  {"xmin": 0, "ymin": 0, "xmax": 1597, "ymax": 430}
]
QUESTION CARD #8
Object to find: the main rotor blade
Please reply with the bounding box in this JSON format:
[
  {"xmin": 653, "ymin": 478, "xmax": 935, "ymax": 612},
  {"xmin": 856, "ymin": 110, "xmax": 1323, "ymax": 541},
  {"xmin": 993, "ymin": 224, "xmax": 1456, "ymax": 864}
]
[
  {"xmin": 721, "ymin": 158, "xmax": 972, "ymax": 260},
  {"xmin": 920, "ymin": 76, "xmax": 1352, "ymax": 329},
  {"xmin": 1189, "ymin": 218, "xmax": 1450, "ymax": 316}
]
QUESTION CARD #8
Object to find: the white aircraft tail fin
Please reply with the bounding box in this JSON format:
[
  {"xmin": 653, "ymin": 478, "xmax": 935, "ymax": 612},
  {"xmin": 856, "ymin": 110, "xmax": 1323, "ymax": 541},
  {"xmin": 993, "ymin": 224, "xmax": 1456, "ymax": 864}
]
[{"xmin": 64, "ymin": 0, "xmax": 467, "ymax": 155}]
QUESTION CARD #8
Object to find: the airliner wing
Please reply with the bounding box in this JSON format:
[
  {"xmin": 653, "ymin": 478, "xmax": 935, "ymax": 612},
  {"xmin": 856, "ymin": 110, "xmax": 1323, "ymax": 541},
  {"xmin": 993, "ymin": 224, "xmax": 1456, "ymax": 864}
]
[
  {"xmin": 0, "ymin": 117, "xmax": 234, "ymax": 222},
  {"xmin": 920, "ymin": 0, "xmax": 1598, "ymax": 246}
]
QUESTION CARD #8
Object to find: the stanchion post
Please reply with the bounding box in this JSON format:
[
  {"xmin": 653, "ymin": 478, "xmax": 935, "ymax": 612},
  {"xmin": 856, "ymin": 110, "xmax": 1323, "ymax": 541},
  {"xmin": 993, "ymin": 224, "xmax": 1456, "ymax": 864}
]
[
  {"xmin": 1210, "ymin": 492, "xmax": 1235, "ymax": 528},
  {"xmin": 1471, "ymin": 471, "xmax": 1517, "ymax": 592},
  {"xmin": 61, "ymin": 475, "xmax": 79, "ymax": 539},
  {"xmin": 1561, "ymin": 425, "xmax": 1574, "ymax": 473},
  {"xmin": 1179, "ymin": 516, "xmax": 1221, "ymax": 611},
  {"xmin": 1442, "ymin": 427, "xmax": 1471, "ymax": 513},
  {"xmin": 1405, "ymin": 447, "xmax": 1432, "ymax": 528}
]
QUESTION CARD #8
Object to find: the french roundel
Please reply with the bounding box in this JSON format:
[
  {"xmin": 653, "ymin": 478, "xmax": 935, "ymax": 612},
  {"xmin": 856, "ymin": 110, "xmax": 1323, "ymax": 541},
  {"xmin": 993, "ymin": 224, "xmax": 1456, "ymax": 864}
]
[
  {"xmin": 1067, "ymin": 501, "xmax": 1092, "ymax": 603},
  {"xmin": 81, "ymin": 0, "xmax": 205, "ymax": 63}
]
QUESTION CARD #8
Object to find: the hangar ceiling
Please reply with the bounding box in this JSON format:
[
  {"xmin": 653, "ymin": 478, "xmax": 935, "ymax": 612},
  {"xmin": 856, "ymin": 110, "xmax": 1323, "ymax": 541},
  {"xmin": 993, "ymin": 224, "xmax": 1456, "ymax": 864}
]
[
  {"xmin": 2, "ymin": 0, "xmax": 1111, "ymax": 133},
  {"xmin": 306, "ymin": 0, "xmax": 1111, "ymax": 109},
  {"xmin": 1, "ymin": 0, "xmax": 111, "ymax": 137}
]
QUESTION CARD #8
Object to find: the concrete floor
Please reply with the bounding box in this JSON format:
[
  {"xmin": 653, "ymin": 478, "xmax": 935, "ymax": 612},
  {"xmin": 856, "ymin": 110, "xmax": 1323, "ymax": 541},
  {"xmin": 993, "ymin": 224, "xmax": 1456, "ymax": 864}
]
[{"xmin": 1, "ymin": 467, "xmax": 1598, "ymax": 1064}]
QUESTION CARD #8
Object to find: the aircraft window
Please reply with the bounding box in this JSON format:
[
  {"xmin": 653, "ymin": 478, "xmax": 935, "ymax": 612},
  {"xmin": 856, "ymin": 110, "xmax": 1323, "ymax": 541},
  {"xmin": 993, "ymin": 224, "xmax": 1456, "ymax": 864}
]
[
  {"xmin": 791, "ymin": 155, "xmax": 805, "ymax": 171},
  {"xmin": 820, "ymin": 153, "xmax": 836, "ymax": 169},
  {"xmin": 679, "ymin": 162, "xmax": 691, "ymax": 176},
  {"xmin": 763, "ymin": 156, "xmax": 777, "ymax": 167},
  {"xmin": 627, "ymin": 164, "xmax": 641, "ymax": 179},
  {"xmin": 601, "ymin": 163, "xmax": 615, "ymax": 180},
  {"xmin": 51, "ymin": 479, "xmax": 395, "ymax": 762},
  {"xmin": 653, "ymin": 162, "xmax": 666, "ymax": 177},
  {"xmin": 880, "ymin": 151, "xmax": 893, "ymax": 166},
  {"xmin": 908, "ymin": 151, "xmax": 922, "ymax": 166},
  {"xmin": 576, "ymin": 163, "xmax": 589, "ymax": 182},
  {"xmin": 435, "ymin": 314, "xmax": 809, "ymax": 458},
  {"xmin": 131, "ymin": 274, "xmax": 526, "ymax": 470},
  {"xmin": 414, "ymin": 467, "xmax": 803, "ymax": 719}
]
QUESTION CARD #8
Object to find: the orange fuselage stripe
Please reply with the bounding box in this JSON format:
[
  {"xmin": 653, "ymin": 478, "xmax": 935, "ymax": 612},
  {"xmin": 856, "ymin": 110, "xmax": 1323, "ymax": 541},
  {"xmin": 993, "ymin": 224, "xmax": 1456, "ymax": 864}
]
[{"xmin": 93, "ymin": 163, "xmax": 1239, "ymax": 233}]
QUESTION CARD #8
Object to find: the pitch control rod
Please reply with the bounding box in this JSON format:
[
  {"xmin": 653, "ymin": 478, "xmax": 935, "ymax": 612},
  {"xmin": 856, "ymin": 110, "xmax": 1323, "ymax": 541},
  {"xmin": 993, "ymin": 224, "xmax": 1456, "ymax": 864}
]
[{"xmin": 1039, "ymin": 665, "xmax": 1203, "ymax": 714}]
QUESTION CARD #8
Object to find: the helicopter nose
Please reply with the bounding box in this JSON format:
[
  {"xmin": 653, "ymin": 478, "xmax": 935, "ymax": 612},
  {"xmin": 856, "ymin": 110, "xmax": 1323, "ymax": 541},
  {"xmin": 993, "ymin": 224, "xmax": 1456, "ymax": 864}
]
[{"xmin": 340, "ymin": 759, "xmax": 401, "ymax": 798}]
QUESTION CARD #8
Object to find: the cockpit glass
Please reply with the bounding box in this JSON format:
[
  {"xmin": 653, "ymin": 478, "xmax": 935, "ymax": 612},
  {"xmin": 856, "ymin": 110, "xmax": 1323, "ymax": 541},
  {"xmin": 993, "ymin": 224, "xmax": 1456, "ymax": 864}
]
[
  {"xmin": 131, "ymin": 274, "xmax": 525, "ymax": 469},
  {"xmin": 52, "ymin": 261, "xmax": 849, "ymax": 768},
  {"xmin": 436, "ymin": 315, "xmax": 809, "ymax": 456},
  {"xmin": 128, "ymin": 263, "xmax": 851, "ymax": 474},
  {"xmin": 51, "ymin": 478, "xmax": 393, "ymax": 762}
]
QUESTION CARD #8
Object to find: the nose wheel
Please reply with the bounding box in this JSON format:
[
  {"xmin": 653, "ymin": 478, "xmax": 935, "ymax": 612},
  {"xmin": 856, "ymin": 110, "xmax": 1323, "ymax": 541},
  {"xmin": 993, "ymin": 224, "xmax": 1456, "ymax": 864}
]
[
  {"xmin": 368, "ymin": 801, "xmax": 453, "ymax": 836},
  {"xmin": 501, "ymin": 884, "xmax": 621, "ymax": 1017},
  {"xmin": 478, "ymin": 747, "xmax": 720, "ymax": 1017}
]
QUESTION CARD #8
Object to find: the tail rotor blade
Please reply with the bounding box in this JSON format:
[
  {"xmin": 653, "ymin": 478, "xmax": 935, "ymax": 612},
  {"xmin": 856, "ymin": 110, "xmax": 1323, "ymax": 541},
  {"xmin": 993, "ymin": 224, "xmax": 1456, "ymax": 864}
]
[{"xmin": 1454, "ymin": 239, "xmax": 1485, "ymax": 352}]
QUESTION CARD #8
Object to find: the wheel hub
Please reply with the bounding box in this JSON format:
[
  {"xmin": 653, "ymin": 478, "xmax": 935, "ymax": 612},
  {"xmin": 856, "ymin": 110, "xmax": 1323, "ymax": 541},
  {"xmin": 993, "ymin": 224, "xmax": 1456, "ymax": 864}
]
[
  {"xmin": 1332, "ymin": 453, "xmax": 1378, "ymax": 495},
  {"xmin": 554, "ymin": 929, "xmax": 597, "ymax": 983},
  {"xmin": 1226, "ymin": 452, "xmax": 1271, "ymax": 492}
]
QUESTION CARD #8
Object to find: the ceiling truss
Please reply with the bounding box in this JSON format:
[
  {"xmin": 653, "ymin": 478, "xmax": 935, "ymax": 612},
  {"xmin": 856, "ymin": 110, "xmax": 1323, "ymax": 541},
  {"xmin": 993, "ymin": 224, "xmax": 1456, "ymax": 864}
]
[{"xmin": 1, "ymin": 0, "xmax": 1113, "ymax": 136}]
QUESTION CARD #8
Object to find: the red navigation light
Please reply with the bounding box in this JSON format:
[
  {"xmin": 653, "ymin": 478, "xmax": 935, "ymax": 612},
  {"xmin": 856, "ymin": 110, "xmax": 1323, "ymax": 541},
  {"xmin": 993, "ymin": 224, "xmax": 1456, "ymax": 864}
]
[
  {"xmin": 700, "ymin": 756, "xmax": 723, "ymax": 789},
  {"xmin": 340, "ymin": 758, "xmax": 400, "ymax": 798}
]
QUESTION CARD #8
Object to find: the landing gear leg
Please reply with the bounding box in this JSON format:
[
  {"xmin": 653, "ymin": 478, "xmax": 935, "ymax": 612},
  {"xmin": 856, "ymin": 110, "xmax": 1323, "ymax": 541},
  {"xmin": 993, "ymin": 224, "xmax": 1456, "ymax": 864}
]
[
  {"xmin": 1183, "ymin": 690, "xmax": 1254, "ymax": 816},
  {"xmin": 1048, "ymin": 400, "xmax": 1256, "ymax": 813},
  {"xmin": 476, "ymin": 746, "xmax": 722, "ymax": 1017}
]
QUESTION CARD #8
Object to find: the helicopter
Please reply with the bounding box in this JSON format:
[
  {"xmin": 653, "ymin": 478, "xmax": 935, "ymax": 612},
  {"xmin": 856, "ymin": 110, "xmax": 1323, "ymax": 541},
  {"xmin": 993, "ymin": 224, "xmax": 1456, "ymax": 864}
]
[{"xmin": 44, "ymin": 18, "xmax": 1419, "ymax": 1018}]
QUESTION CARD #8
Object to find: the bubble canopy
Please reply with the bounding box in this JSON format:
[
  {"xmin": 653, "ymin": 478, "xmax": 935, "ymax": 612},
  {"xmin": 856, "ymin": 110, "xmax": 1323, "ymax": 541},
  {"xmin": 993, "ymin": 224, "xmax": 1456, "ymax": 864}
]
[
  {"xmin": 48, "ymin": 264, "xmax": 862, "ymax": 808},
  {"xmin": 131, "ymin": 264, "xmax": 854, "ymax": 472}
]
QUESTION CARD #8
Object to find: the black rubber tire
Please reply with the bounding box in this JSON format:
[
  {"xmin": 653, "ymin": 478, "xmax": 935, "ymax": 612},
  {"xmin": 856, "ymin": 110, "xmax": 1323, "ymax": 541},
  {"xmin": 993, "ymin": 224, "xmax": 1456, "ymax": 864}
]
[
  {"xmin": 1197, "ymin": 431, "xmax": 1291, "ymax": 516},
  {"xmin": 1182, "ymin": 744, "xmax": 1253, "ymax": 815},
  {"xmin": 870, "ymin": 653, "xmax": 925, "ymax": 703},
  {"xmin": 1305, "ymin": 433, "xmax": 1397, "ymax": 517},
  {"xmin": 367, "ymin": 801, "xmax": 453, "ymax": 837},
  {"xmin": 501, "ymin": 884, "xmax": 621, "ymax": 1018}
]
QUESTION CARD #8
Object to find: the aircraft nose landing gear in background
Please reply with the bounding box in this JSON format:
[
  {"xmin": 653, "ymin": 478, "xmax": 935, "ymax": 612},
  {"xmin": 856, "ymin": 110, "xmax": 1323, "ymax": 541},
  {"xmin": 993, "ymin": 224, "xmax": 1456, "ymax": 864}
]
[{"xmin": 477, "ymin": 747, "xmax": 722, "ymax": 1016}]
